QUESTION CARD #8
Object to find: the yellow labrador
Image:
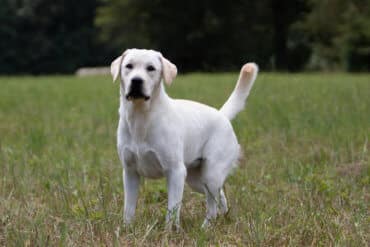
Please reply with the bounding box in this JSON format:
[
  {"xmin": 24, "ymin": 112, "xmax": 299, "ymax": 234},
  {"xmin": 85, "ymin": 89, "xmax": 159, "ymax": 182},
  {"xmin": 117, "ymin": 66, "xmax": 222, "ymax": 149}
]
[{"xmin": 110, "ymin": 48, "xmax": 258, "ymax": 229}]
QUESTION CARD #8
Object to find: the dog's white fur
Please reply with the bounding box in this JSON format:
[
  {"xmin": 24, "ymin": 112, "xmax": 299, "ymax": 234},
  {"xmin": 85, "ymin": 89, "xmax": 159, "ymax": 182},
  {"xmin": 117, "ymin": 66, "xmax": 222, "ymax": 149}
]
[{"xmin": 111, "ymin": 48, "xmax": 258, "ymax": 229}]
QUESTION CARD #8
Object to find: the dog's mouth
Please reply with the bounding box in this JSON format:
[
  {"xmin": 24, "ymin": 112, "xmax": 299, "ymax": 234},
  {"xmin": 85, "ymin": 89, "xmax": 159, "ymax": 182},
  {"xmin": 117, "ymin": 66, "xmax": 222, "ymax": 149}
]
[{"xmin": 126, "ymin": 92, "xmax": 150, "ymax": 101}]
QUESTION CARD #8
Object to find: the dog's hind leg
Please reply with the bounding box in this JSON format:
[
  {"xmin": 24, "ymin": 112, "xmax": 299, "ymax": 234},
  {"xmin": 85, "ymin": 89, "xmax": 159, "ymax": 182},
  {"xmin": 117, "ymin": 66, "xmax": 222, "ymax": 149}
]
[
  {"xmin": 199, "ymin": 159, "xmax": 231, "ymax": 227},
  {"xmin": 201, "ymin": 181, "xmax": 220, "ymax": 228},
  {"xmin": 201, "ymin": 138, "xmax": 239, "ymax": 227},
  {"xmin": 219, "ymin": 188, "xmax": 228, "ymax": 215},
  {"xmin": 187, "ymin": 164, "xmax": 228, "ymax": 227}
]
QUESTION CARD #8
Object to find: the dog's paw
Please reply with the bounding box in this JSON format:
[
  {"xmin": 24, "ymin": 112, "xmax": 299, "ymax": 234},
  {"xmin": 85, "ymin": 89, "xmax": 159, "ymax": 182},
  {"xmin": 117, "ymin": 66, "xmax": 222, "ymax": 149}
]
[
  {"xmin": 165, "ymin": 221, "xmax": 182, "ymax": 233},
  {"xmin": 122, "ymin": 221, "xmax": 135, "ymax": 232},
  {"xmin": 201, "ymin": 218, "xmax": 216, "ymax": 229},
  {"xmin": 201, "ymin": 219, "xmax": 210, "ymax": 229},
  {"xmin": 123, "ymin": 216, "xmax": 135, "ymax": 230}
]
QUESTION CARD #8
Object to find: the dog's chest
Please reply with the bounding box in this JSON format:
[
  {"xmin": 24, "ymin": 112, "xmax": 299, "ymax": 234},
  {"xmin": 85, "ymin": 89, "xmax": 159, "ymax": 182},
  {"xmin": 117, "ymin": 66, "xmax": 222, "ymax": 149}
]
[
  {"xmin": 123, "ymin": 145, "xmax": 164, "ymax": 179},
  {"xmin": 118, "ymin": 111, "xmax": 167, "ymax": 178}
]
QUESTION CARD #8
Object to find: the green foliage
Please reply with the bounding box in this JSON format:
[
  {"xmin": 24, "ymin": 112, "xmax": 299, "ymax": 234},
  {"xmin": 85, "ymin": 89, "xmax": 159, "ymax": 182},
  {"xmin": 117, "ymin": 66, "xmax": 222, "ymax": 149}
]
[
  {"xmin": 0, "ymin": 73, "xmax": 369, "ymax": 245},
  {"xmin": 299, "ymin": 0, "xmax": 370, "ymax": 71},
  {"xmin": 0, "ymin": 0, "xmax": 110, "ymax": 74},
  {"xmin": 96, "ymin": 0, "xmax": 310, "ymax": 71},
  {"xmin": 0, "ymin": 0, "xmax": 368, "ymax": 73},
  {"xmin": 96, "ymin": 0, "xmax": 369, "ymax": 71}
]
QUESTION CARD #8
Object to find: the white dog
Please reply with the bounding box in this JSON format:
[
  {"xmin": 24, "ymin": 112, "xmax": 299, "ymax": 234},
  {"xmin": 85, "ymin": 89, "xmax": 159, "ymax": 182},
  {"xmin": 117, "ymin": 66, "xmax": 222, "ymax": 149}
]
[{"xmin": 110, "ymin": 48, "xmax": 258, "ymax": 229}]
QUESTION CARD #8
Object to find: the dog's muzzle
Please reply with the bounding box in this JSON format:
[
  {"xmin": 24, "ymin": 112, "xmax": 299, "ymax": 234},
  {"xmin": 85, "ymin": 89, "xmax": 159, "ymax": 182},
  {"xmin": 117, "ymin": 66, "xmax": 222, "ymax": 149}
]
[{"xmin": 126, "ymin": 77, "xmax": 150, "ymax": 101}]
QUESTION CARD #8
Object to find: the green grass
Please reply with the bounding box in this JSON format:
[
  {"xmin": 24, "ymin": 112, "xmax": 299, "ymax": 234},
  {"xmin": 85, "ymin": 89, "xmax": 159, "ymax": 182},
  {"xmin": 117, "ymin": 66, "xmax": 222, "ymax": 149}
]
[{"xmin": 0, "ymin": 73, "xmax": 369, "ymax": 246}]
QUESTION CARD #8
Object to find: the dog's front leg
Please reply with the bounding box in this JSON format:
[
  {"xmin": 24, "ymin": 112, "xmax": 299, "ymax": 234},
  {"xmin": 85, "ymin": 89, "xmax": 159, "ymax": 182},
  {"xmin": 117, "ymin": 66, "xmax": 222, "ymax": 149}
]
[
  {"xmin": 165, "ymin": 165, "xmax": 186, "ymax": 230},
  {"xmin": 123, "ymin": 167, "xmax": 140, "ymax": 225}
]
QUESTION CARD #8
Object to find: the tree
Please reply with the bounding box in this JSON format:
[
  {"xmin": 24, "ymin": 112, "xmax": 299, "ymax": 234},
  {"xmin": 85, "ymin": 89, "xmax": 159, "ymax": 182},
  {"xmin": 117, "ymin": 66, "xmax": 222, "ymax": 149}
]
[
  {"xmin": 96, "ymin": 0, "xmax": 275, "ymax": 71},
  {"xmin": 0, "ymin": 0, "xmax": 107, "ymax": 74},
  {"xmin": 299, "ymin": 0, "xmax": 370, "ymax": 71},
  {"xmin": 270, "ymin": 0, "xmax": 310, "ymax": 71},
  {"xmin": 96, "ymin": 0, "xmax": 312, "ymax": 71},
  {"xmin": 1, "ymin": 0, "xmax": 367, "ymax": 73}
]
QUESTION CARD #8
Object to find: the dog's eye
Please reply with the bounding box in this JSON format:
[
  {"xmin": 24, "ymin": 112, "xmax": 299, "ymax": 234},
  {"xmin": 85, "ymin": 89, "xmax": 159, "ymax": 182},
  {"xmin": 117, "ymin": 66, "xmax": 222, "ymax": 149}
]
[
  {"xmin": 125, "ymin": 64, "xmax": 133, "ymax": 69},
  {"xmin": 147, "ymin": 65, "xmax": 156, "ymax": 71}
]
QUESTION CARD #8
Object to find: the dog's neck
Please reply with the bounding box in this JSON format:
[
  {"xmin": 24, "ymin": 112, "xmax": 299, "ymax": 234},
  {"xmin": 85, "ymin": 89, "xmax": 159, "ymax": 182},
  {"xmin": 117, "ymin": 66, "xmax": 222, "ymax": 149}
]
[{"xmin": 119, "ymin": 83, "xmax": 170, "ymax": 141}]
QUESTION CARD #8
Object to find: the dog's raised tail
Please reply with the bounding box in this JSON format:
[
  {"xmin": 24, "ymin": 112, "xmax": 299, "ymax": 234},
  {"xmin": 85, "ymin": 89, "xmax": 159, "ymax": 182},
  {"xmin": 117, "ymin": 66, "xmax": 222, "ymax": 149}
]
[{"xmin": 219, "ymin": 63, "xmax": 258, "ymax": 120}]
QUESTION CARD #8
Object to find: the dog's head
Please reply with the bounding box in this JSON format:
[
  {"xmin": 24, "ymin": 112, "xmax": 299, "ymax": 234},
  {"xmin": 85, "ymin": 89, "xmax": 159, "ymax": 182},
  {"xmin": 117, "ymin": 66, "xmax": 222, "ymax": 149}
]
[{"xmin": 110, "ymin": 49, "xmax": 177, "ymax": 101}]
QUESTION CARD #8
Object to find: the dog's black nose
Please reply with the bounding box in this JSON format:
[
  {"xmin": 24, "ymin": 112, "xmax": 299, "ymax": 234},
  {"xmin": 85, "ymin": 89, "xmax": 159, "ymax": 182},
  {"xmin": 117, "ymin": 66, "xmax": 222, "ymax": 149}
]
[
  {"xmin": 127, "ymin": 77, "xmax": 148, "ymax": 100},
  {"xmin": 131, "ymin": 77, "xmax": 143, "ymax": 85}
]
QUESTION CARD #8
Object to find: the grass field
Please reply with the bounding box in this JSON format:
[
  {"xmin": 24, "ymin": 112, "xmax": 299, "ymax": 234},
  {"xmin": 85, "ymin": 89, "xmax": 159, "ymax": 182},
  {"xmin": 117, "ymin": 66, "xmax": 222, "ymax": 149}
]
[{"xmin": 0, "ymin": 72, "xmax": 369, "ymax": 246}]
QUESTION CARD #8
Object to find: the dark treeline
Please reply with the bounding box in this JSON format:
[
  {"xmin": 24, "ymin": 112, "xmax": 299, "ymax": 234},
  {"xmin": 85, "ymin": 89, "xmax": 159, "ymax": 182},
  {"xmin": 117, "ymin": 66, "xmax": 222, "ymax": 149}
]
[{"xmin": 0, "ymin": 0, "xmax": 369, "ymax": 74}]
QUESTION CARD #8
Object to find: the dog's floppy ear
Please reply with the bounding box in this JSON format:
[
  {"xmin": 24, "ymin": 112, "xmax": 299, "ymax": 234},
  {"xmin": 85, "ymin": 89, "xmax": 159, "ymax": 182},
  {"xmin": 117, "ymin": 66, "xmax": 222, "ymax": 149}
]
[
  {"xmin": 160, "ymin": 54, "xmax": 177, "ymax": 85},
  {"xmin": 110, "ymin": 50, "xmax": 129, "ymax": 82}
]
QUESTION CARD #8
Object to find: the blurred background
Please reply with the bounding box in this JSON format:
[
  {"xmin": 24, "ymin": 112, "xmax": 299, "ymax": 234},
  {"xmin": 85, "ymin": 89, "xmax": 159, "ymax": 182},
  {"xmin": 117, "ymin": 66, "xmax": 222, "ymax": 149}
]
[{"xmin": 0, "ymin": 0, "xmax": 369, "ymax": 74}]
